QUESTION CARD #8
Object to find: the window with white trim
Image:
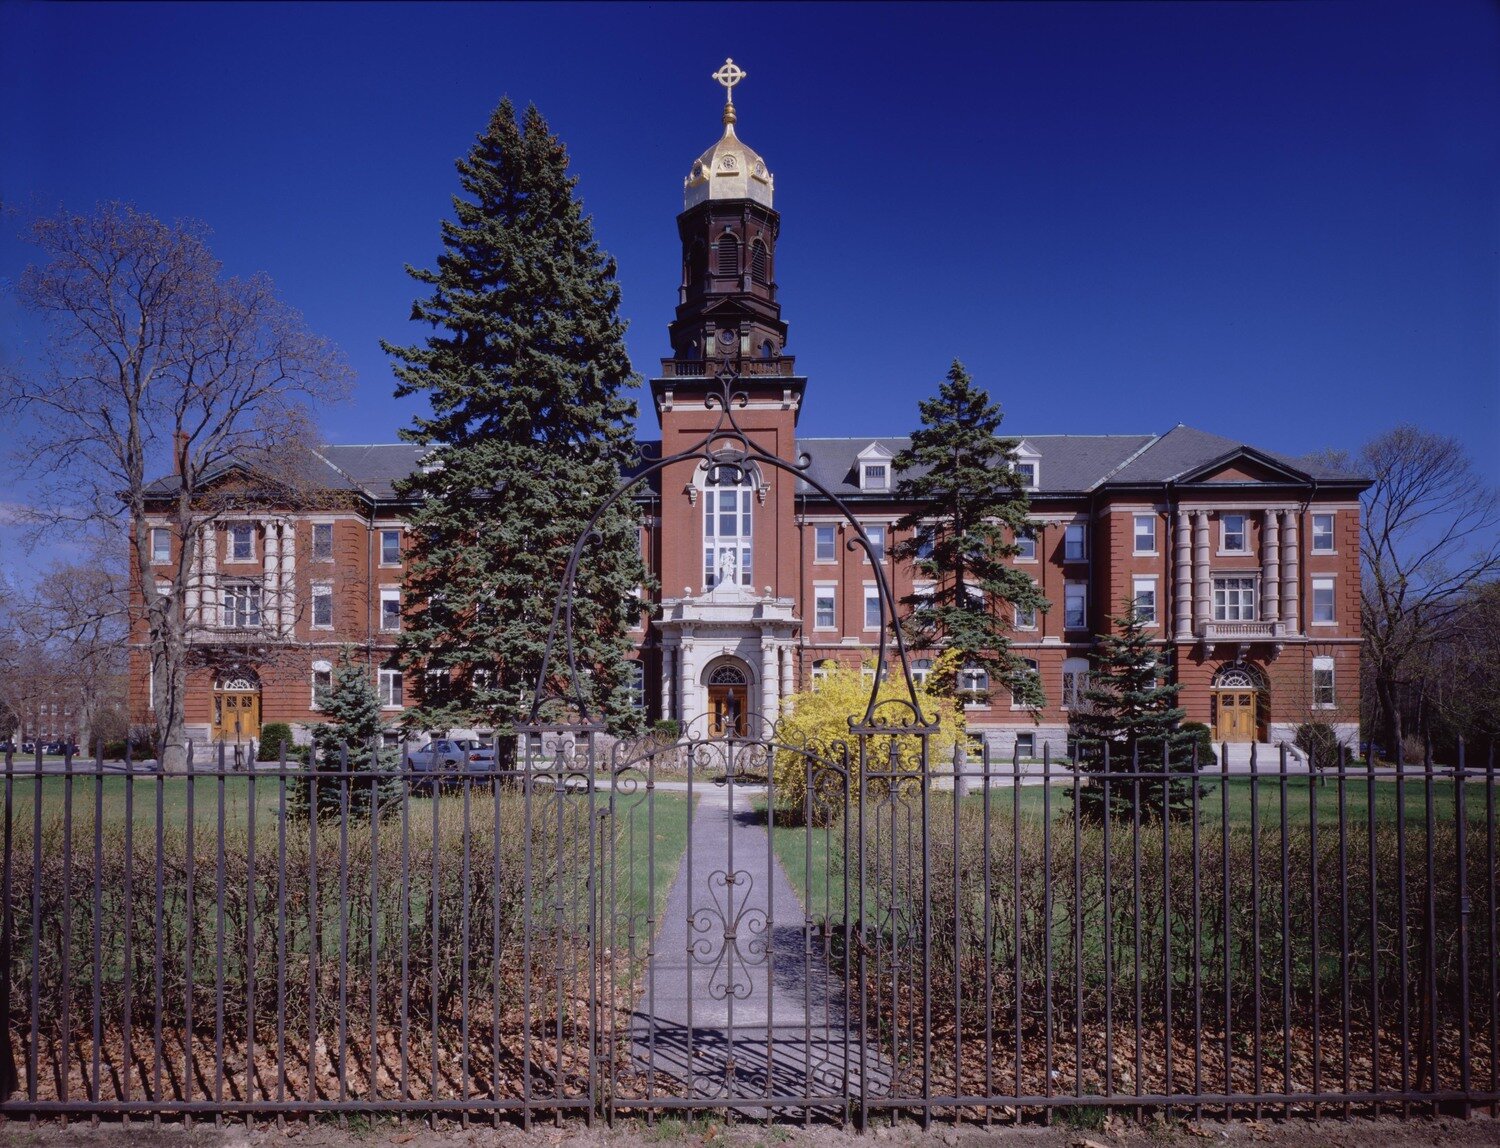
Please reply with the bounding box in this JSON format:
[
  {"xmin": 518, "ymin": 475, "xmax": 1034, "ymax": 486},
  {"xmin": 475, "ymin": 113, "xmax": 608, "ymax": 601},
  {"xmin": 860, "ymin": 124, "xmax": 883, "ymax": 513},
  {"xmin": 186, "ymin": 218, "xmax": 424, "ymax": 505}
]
[
  {"xmin": 860, "ymin": 461, "xmax": 889, "ymax": 491},
  {"xmin": 813, "ymin": 524, "xmax": 837, "ymax": 563},
  {"xmin": 1064, "ymin": 581, "xmax": 1087, "ymax": 629},
  {"xmin": 150, "ymin": 527, "xmax": 170, "ymax": 564},
  {"xmin": 229, "ymin": 523, "xmax": 255, "ymax": 562},
  {"xmin": 1014, "ymin": 581, "xmax": 1037, "ymax": 630},
  {"xmin": 814, "ymin": 584, "xmax": 836, "ymax": 630},
  {"xmin": 863, "ymin": 584, "xmax": 881, "ymax": 630},
  {"xmin": 1064, "ymin": 523, "xmax": 1088, "ymax": 561},
  {"xmin": 1312, "ymin": 656, "xmax": 1335, "ymax": 708},
  {"xmin": 1220, "ymin": 514, "xmax": 1247, "ymax": 553},
  {"xmin": 863, "ymin": 524, "xmax": 885, "ymax": 563},
  {"xmin": 1061, "ymin": 657, "xmax": 1089, "ymax": 709},
  {"xmin": 704, "ymin": 464, "xmax": 753, "ymax": 589},
  {"xmin": 626, "ymin": 662, "xmax": 645, "ymax": 713},
  {"xmin": 1312, "ymin": 577, "xmax": 1336, "ymax": 624},
  {"xmin": 1014, "ymin": 732, "xmax": 1036, "ymax": 759},
  {"xmin": 379, "ymin": 587, "xmax": 401, "ymax": 632},
  {"xmin": 1312, "ymin": 513, "xmax": 1335, "ymax": 553},
  {"xmin": 312, "ymin": 582, "xmax": 333, "ymax": 629},
  {"xmin": 911, "ymin": 658, "xmax": 932, "ymax": 686},
  {"xmin": 914, "ymin": 526, "xmax": 935, "ymax": 561},
  {"xmin": 959, "ymin": 665, "xmax": 989, "ymax": 704},
  {"xmin": 1133, "ymin": 514, "xmax": 1157, "ymax": 554},
  {"xmin": 378, "ymin": 667, "xmax": 404, "ymax": 709},
  {"xmin": 379, "ymin": 529, "xmax": 402, "ymax": 566},
  {"xmin": 221, "ymin": 580, "xmax": 263, "ymax": 628},
  {"xmin": 810, "ymin": 659, "xmax": 834, "ymax": 691},
  {"xmin": 311, "ymin": 660, "xmax": 333, "ymax": 711},
  {"xmin": 1011, "ymin": 658, "xmax": 1039, "ymax": 708},
  {"xmin": 1014, "ymin": 529, "xmax": 1036, "ymax": 561},
  {"xmin": 312, "ymin": 522, "xmax": 334, "ymax": 561},
  {"xmin": 1013, "ymin": 460, "xmax": 1037, "ymax": 490},
  {"xmin": 1133, "ymin": 576, "xmax": 1158, "ymax": 625},
  {"xmin": 1212, "ymin": 576, "xmax": 1257, "ymax": 621}
]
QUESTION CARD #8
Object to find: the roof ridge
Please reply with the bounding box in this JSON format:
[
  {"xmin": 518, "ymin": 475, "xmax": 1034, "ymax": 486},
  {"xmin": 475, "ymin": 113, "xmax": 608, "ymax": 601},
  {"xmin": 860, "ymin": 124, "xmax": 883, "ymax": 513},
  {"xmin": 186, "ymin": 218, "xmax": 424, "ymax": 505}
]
[{"xmin": 1089, "ymin": 433, "xmax": 1162, "ymax": 491}]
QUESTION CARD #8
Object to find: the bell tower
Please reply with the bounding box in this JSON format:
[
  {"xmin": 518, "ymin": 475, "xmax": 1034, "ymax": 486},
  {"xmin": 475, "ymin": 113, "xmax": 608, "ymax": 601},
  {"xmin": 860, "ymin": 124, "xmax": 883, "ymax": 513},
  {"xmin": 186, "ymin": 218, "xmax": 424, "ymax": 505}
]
[{"xmin": 653, "ymin": 59, "xmax": 804, "ymax": 421}]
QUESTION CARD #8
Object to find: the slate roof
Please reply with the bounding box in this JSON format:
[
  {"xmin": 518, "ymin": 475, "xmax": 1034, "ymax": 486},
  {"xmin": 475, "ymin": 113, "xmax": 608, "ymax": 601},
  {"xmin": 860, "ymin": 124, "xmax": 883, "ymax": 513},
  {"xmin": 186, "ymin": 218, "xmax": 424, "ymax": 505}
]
[{"xmin": 145, "ymin": 426, "xmax": 1367, "ymax": 505}]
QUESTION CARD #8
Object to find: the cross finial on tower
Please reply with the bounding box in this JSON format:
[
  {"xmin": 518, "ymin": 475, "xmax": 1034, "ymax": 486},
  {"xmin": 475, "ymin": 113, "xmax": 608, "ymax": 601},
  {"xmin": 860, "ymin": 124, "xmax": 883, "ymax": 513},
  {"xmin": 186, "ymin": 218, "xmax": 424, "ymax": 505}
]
[{"xmin": 712, "ymin": 58, "xmax": 747, "ymax": 105}]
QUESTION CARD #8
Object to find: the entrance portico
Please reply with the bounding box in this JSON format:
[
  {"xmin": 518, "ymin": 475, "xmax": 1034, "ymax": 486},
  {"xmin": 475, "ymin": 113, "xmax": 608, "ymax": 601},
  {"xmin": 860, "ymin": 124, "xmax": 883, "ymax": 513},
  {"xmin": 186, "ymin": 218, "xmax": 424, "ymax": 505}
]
[{"xmin": 656, "ymin": 580, "xmax": 798, "ymax": 736}]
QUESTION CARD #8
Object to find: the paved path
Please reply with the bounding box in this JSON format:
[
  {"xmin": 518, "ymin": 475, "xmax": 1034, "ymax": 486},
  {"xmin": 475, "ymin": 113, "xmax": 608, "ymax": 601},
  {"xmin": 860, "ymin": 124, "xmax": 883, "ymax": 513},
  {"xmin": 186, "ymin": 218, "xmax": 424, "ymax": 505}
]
[{"xmin": 629, "ymin": 781, "xmax": 886, "ymax": 1110}]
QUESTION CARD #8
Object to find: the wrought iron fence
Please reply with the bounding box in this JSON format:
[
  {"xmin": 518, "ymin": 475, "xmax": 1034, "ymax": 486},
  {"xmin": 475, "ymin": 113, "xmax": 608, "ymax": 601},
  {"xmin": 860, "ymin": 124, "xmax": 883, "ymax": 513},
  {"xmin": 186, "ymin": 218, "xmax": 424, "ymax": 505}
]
[{"xmin": 0, "ymin": 734, "xmax": 1494, "ymax": 1126}]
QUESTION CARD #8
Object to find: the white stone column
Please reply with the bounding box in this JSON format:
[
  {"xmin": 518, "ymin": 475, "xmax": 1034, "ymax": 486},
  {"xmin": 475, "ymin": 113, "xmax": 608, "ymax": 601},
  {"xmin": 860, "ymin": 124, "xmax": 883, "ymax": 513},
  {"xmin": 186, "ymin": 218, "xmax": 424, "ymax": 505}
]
[
  {"xmin": 659, "ymin": 643, "xmax": 675, "ymax": 722},
  {"xmin": 760, "ymin": 637, "xmax": 779, "ymax": 734},
  {"xmin": 1281, "ymin": 510, "xmax": 1299, "ymax": 634},
  {"xmin": 679, "ymin": 635, "xmax": 698, "ymax": 730},
  {"xmin": 279, "ymin": 518, "xmax": 296, "ymax": 635},
  {"xmin": 1192, "ymin": 511, "xmax": 1211, "ymax": 637},
  {"xmin": 779, "ymin": 644, "xmax": 791, "ymax": 704},
  {"xmin": 1174, "ymin": 510, "xmax": 1193, "ymax": 640},
  {"xmin": 185, "ymin": 524, "xmax": 200, "ymax": 624},
  {"xmin": 263, "ymin": 518, "xmax": 281, "ymax": 632},
  {"xmin": 1262, "ymin": 510, "xmax": 1281, "ymax": 629},
  {"xmin": 202, "ymin": 524, "xmax": 218, "ymax": 626}
]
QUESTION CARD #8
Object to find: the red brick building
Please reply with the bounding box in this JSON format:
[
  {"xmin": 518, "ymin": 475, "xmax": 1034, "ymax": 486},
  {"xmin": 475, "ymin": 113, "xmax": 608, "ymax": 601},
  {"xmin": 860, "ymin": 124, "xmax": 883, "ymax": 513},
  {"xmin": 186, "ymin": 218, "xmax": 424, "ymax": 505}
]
[{"xmin": 131, "ymin": 85, "xmax": 1367, "ymax": 757}]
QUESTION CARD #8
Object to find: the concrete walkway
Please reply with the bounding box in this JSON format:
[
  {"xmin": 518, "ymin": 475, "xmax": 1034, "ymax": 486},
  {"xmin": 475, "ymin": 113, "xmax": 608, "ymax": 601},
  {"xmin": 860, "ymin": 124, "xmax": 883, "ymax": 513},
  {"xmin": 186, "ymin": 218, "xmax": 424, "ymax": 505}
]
[{"xmin": 630, "ymin": 781, "xmax": 885, "ymax": 1110}]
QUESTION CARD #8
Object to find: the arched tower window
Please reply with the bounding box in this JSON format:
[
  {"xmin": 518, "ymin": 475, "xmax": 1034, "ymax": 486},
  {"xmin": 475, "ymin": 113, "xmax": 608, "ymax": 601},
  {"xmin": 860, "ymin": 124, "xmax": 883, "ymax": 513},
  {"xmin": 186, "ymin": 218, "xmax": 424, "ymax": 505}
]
[
  {"xmin": 750, "ymin": 238, "xmax": 769, "ymax": 284},
  {"xmin": 759, "ymin": 339, "xmax": 775, "ymax": 359},
  {"xmin": 715, "ymin": 232, "xmax": 740, "ymax": 277},
  {"xmin": 703, "ymin": 462, "xmax": 754, "ymax": 590}
]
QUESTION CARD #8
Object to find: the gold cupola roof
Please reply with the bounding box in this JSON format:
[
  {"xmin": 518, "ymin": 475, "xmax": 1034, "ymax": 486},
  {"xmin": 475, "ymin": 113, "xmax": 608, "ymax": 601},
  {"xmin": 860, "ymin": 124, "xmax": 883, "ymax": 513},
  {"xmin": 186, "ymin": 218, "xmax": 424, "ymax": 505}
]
[{"xmin": 684, "ymin": 59, "xmax": 774, "ymax": 209}]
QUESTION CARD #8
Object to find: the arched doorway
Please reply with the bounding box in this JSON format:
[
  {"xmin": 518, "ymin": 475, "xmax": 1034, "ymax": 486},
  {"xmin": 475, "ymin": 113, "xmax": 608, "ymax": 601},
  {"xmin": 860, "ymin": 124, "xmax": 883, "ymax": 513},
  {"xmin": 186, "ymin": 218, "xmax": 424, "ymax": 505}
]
[
  {"xmin": 1211, "ymin": 664, "xmax": 1265, "ymax": 743},
  {"xmin": 212, "ymin": 671, "xmax": 261, "ymax": 745},
  {"xmin": 704, "ymin": 661, "xmax": 750, "ymax": 738}
]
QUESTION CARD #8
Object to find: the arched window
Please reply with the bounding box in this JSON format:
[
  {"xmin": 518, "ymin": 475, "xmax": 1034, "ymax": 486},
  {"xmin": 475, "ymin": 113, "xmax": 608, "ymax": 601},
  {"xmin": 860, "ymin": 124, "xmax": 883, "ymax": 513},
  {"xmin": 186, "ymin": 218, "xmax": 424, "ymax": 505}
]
[
  {"xmin": 750, "ymin": 238, "xmax": 769, "ymax": 283},
  {"xmin": 707, "ymin": 664, "xmax": 747, "ymax": 686},
  {"xmin": 759, "ymin": 339, "xmax": 775, "ymax": 359},
  {"xmin": 1061, "ymin": 657, "xmax": 1090, "ymax": 709},
  {"xmin": 1011, "ymin": 658, "xmax": 1040, "ymax": 708},
  {"xmin": 911, "ymin": 657, "xmax": 933, "ymax": 686},
  {"xmin": 810, "ymin": 659, "xmax": 835, "ymax": 692},
  {"xmin": 715, "ymin": 232, "xmax": 740, "ymax": 276},
  {"xmin": 703, "ymin": 462, "xmax": 754, "ymax": 589}
]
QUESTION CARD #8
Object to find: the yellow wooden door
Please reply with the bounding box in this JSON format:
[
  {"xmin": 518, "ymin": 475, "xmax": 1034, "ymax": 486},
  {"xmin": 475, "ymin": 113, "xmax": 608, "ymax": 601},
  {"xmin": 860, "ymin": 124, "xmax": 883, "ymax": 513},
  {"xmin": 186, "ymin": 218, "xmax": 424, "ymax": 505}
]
[
  {"xmin": 1216, "ymin": 691, "xmax": 1256, "ymax": 742},
  {"xmin": 708, "ymin": 685, "xmax": 745, "ymax": 738},
  {"xmin": 214, "ymin": 691, "xmax": 261, "ymax": 742}
]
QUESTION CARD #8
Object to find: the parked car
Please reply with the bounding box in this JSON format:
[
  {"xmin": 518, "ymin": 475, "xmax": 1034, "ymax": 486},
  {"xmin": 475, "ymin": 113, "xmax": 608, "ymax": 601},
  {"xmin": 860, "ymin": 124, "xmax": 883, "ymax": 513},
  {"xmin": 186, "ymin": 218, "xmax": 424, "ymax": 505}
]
[{"xmin": 405, "ymin": 738, "xmax": 498, "ymax": 787}]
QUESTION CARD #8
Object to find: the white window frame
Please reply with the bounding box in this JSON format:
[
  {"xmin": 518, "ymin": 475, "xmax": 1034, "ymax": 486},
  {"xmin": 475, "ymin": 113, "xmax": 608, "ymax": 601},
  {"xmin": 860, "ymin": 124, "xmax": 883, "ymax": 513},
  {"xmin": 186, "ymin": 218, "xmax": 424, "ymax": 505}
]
[
  {"xmin": 311, "ymin": 521, "xmax": 334, "ymax": 562},
  {"xmin": 813, "ymin": 583, "xmax": 837, "ymax": 631},
  {"xmin": 1014, "ymin": 529, "xmax": 1037, "ymax": 562},
  {"xmin": 1014, "ymin": 580, "xmax": 1038, "ymax": 630},
  {"xmin": 914, "ymin": 525, "xmax": 935, "ymax": 561},
  {"xmin": 860, "ymin": 460, "xmax": 890, "ymax": 491},
  {"xmin": 1132, "ymin": 576, "xmax": 1158, "ymax": 626},
  {"xmin": 221, "ymin": 580, "xmax": 263, "ymax": 628},
  {"xmin": 810, "ymin": 659, "xmax": 834, "ymax": 691},
  {"xmin": 1014, "ymin": 732, "xmax": 1037, "ymax": 759},
  {"xmin": 813, "ymin": 524, "xmax": 838, "ymax": 564},
  {"xmin": 1311, "ymin": 576, "xmax": 1336, "ymax": 625},
  {"xmin": 862, "ymin": 524, "xmax": 886, "ymax": 564},
  {"xmin": 1061, "ymin": 657, "xmax": 1089, "ymax": 710},
  {"xmin": 311, "ymin": 582, "xmax": 333, "ymax": 630},
  {"xmin": 863, "ymin": 583, "xmax": 881, "ymax": 631},
  {"xmin": 379, "ymin": 587, "xmax": 402, "ymax": 633},
  {"xmin": 703, "ymin": 464, "xmax": 754, "ymax": 590},
  {"xmin": 1064, "ymin": 581, "xmax": 1087, "ymax": 630},
  {"xmin": 379, "ymin": 528, "xmax": 402, "ymax": 567},
  {"xmin": 1219, "ymin": 513, "xmax": 1248, "ymax": 554},
  {"xmin": 1311, "ymin": 513, "xmax": 1336, "ymax": 554},
  {"xmin": 378, "ymin": 668, "xmax": 404, "ymax": 710},
  {"xmin": 150, "ymin": 527, "xmax": 171, "ymax": 564},
  {"xmin": 1133, "ymin": 514, "xmax": 1157, "ymax": 555},
  {"xmin": 1011, "ymin": 658, "xmax": 1040, "ymax": 710},
  {"xmin": 959, "ymin": 665, "xmax": 989, "ymax": 708},
  {"xmin": 626, "ymin": 662, "xmax": 646, "ymax": 713},
  {"xmin": 1212, "ymin": 575, "xmax": 1258, "ymax": 621},
  {"xmin": 1312, "ymin": 656, "xmax": 1336, "ymax": 709},
  {"xmin": 911, "ymin": 658, "xmax": 932, "ymax": 686},
  {"xmin": 1014, "ymin": 461, "xmax": 1038, "ymax": 491},
  {"xmin": 1064, "ymin": 522, "xmax": 1088, "ymax": 562},
  {"xmin": 228, "ymin": 522, "xmax": 256, "ymax": 563},
  {"xmin": 311, "ymin": 660, "xmax": 333, "ymax": 711}
]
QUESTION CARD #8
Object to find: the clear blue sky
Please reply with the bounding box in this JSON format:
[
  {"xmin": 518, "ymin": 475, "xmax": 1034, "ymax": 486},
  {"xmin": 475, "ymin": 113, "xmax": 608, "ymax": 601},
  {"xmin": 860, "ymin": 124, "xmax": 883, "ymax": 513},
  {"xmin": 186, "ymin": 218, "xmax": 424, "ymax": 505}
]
[{"xmin": 2, "ymin": 1, "xmax": 1497, "ymax": 491}]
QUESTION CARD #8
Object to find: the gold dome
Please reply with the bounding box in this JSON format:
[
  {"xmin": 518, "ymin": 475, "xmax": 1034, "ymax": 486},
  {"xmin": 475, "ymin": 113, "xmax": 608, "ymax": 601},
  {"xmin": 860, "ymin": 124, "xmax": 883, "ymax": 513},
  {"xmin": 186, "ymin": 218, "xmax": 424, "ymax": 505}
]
[{"xmin": 685, "ymin": 60, "xmax": 774, "ymax": 209}]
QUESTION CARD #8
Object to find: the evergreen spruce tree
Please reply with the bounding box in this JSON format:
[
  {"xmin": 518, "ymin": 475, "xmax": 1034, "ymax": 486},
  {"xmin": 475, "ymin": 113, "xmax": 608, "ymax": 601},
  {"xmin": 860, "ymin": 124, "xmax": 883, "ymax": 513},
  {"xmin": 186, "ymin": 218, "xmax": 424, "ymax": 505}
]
[
  {"xmin": 892, "ymin": 360, "xmax": 1049, "ymax": 710},
  {"xmin": 289, "ymin": 648, "xmax": 401, "ymax": 821},
  {"xmin": 381, "ymin": 99, "xmax": 648, "ymax": 744},
  {"xmin": 1067, "ymin": 597, "xmax": 1203, "ymax": 819}
]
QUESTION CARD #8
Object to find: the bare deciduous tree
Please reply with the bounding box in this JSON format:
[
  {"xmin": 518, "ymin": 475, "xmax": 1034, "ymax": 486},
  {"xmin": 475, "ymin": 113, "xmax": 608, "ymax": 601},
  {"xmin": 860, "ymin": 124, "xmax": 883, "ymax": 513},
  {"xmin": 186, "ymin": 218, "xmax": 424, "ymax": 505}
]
[
  {"xmin": 1353, "ymin": 426, "xmax": 1500, "ymax": 754},
  {"xmin": 1, "ymin": 204, "xmax": 351, "ymax": 770}
]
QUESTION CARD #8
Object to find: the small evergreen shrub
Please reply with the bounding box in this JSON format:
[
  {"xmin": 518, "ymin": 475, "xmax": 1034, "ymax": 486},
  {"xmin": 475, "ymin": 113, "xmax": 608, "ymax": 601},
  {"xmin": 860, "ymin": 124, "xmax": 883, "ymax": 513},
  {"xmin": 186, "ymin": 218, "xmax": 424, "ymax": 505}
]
[
  {"xmin": 652, "ymin": 719, "xmax": 681, "ymax": 742},
  {"xmin": 1295, "ymin": 722, "xmax": 1343, "ymax": 769},
  {"xmin": 1180, "ymin": 721, "xmax": 1216, "ymax": 766},
  {"xmin": 258, "ymin": 722, "xmax": 294, "ymax": 761}
]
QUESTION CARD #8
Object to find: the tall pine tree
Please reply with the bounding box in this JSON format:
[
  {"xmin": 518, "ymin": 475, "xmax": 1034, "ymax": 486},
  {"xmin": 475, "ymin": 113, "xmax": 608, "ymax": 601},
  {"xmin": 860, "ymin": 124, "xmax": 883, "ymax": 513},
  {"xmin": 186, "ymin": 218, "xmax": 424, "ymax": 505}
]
[
  {"xmin": 382, "ymin": 100, "xmax": 647, "ymax": 742},
  {"xmin": 1067, "ymin": 596, "xmax": 1203, "ymax": 819},
  {"xmin": 892, "ymin": 360, "xmax": 1049, "ymax": 709}
]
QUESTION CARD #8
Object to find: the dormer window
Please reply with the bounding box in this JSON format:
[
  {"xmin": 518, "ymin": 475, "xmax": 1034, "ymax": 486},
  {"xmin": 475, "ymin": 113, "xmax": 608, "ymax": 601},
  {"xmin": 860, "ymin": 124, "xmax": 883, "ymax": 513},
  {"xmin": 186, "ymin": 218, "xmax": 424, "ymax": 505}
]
[
  {"xmin": 1012, "ymin": 441, "xmax": 1041, "ymax": 491},
  {"xmin": 1015, "ymin": 461, "xmax": 1037, "ymax": 489},
  {"xmin": 856, "ymin": 442, "xmax": 895, "ymax": 491}
]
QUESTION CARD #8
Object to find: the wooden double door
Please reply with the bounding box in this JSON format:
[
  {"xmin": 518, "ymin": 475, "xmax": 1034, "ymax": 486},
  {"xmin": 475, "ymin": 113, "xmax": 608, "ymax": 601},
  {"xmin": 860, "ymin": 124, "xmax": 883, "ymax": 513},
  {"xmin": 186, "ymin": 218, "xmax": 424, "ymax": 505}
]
[
  {"xmin": 213, "ymin": 687, "xmax": 261, "ymax": 744},
  {"xmin": 1214, "ymin": 689, "xmax": 1258, "ymax": 742},
  {"xmin": 707, "ymin": 683, "xmax": 747, "ymax": 738}
]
